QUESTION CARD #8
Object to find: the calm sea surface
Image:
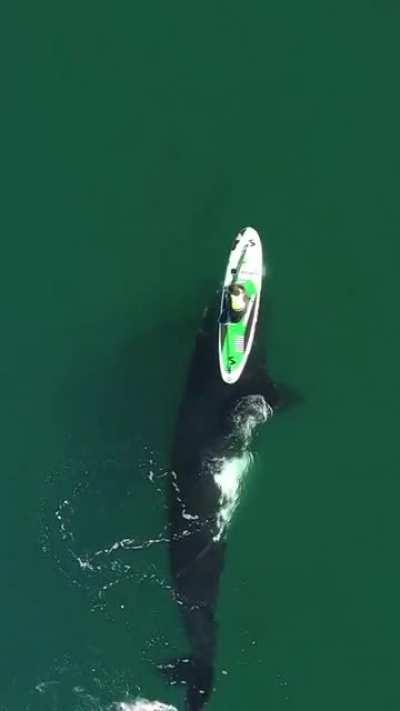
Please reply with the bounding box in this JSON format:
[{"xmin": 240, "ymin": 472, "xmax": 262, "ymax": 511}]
[{"xmin": 2, "ymin": 2, "xmax": 400, "ymax": 709}]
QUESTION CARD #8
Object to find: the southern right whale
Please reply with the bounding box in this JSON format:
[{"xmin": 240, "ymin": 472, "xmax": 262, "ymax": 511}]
[{"xmin": 161, "ymin": 294, "xmax": 288, "ymax": 710}]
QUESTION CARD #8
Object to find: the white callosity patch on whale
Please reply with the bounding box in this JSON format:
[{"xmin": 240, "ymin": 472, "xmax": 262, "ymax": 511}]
[
  {"xmin": 229, "ymin": 394, "xmax": 273, "ymax": 448},
  {"xmin": 211, "ymin": 395, "xmax": 274, "ymax": 540}
]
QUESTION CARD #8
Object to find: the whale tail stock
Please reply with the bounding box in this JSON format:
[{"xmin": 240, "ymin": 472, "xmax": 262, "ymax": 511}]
[{"xmin": 159, "ymin": 656, "xmax": 213, "ymax": 711}]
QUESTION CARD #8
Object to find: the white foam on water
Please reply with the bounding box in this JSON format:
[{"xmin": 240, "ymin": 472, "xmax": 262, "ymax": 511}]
[
  {"xmin": 35, "ymin": 680, "xmax": 59, "ymax": 693},
  {"xmin": 212, "ymin": 395, "xmax": 274, "ymax": 540},
  {"xmin": 38, "ymin": 443, "xmax": 187, "ymax": 631},
  {"xmin": 114, "ymin": 700, "xmax": 177, "ymax": 711},
  {"xmin": 212, "ymin": 452, "xmax": 253, "ymax": 540}
]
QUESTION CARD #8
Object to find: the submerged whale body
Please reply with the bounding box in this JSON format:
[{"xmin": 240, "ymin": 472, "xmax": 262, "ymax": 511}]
[{"xmin": 163, "ymin": 300, "xmax": 281, "ymax": 710}]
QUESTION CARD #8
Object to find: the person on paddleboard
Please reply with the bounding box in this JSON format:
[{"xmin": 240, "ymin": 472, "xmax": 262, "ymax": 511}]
[{"xmin": 228, "ymin": 283, "xmax": 249, "ymax": 322}]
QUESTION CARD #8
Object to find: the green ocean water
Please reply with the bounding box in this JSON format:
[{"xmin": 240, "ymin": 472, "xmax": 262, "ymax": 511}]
[{"xmin": 2, "ymin": 2, "xmax": 400, "ymax": 709}]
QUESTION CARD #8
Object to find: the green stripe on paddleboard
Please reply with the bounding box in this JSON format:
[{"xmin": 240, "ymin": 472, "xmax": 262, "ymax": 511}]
[{"xmin": 221, "ymin": 279, "xmax": 258, "ymax": 374}]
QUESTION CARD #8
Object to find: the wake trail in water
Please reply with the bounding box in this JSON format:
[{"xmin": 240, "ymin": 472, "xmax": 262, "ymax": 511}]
[{"xmin": 41, "ymin": 441, "xmax": 177, "ymax": 606}]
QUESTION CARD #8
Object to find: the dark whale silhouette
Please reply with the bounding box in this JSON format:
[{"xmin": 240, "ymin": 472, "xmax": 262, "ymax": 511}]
[{"xmin": 161, "ymin": 297, "xmax": 286, "ymax": 710}]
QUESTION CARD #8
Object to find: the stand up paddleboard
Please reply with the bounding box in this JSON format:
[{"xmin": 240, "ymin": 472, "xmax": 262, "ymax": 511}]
[{"xmin": 218, "ymin": 227, "xmax": 263, "ymax": 384}]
